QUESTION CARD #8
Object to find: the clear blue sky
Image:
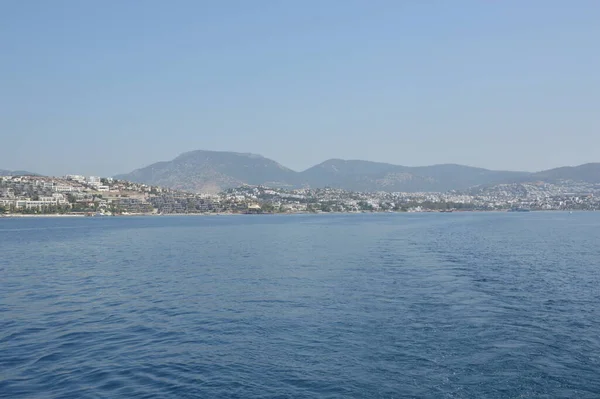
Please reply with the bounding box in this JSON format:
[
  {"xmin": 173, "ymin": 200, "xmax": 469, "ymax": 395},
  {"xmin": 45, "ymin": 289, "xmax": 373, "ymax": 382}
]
[{"xmin": 1, "ymin": 1, "xmax": 599, "ymax": 176}]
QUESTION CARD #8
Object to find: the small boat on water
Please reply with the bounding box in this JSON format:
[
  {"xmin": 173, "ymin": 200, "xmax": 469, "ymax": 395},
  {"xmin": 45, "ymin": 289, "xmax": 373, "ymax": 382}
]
[{"xmin": 508, "ymin": 207, "xmax": 530, "ymax": 212}]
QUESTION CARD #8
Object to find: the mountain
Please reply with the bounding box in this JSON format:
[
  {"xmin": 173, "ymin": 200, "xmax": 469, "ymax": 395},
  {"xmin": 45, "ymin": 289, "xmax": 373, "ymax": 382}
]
[
  {"xmin": 115, "ymin": 150, "xmax": 298, "ymax": 193},
  {"xmin": 115, "ymin": 150, "xmax": 600, "ymax": 193},
  {"xmin": 0, "ymin": 169, "xmax": 40, "ymax": 176},
  {"xmin": 299, "ymin": 160, "xmax": 529, "ymax": 192},
  {"xmin": 532, "ymin": 163, "xmax": 600, "ymax": 184}
]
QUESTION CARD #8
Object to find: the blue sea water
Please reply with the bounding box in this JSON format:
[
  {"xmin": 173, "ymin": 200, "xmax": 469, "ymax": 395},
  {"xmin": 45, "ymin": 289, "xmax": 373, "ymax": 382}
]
[{"xmin": 1, "ymin": 212, "xmax": 599, "ymax": 398}]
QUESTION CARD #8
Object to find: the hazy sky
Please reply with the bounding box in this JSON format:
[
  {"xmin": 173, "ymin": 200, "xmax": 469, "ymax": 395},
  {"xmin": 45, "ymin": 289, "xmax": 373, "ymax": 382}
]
[{"xmin": 1, "ymin": 1, "xmax": 599, "ymax": 176}]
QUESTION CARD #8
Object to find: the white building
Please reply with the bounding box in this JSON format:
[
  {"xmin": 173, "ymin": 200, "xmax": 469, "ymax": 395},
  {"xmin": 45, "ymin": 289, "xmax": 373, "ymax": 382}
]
[
  {"xmin": 65, "ymin": 175, "xmax": 86, "ymax": 183},
  {"xmin": 53, "ymin": 184, "xmax": 77, "ymax": 192}
]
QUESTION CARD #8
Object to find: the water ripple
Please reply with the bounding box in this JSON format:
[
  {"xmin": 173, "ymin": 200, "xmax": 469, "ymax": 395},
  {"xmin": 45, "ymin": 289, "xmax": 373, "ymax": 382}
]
[{"xmin": 1, "ymin": 213, "xmax": 600, "ymax": 398}]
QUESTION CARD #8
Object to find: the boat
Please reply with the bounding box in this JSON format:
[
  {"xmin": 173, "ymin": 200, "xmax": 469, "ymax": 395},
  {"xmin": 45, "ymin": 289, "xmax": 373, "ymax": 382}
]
[{"xmin": 508, "ymin": 207, "xmax": 530, "ymax": 212}]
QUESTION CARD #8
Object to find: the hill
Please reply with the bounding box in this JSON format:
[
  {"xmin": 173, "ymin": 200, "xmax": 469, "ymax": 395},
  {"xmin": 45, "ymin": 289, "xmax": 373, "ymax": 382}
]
[
  {"xmin": 115, "ymin": 150, "xmax": 298, "ymax": 193},
  {"xmin": 532, "ymin": 163, "xmax": 600, "ymax": 184},
  {"xmin": 299, "ymin": 160, "xmax": 529, "ymax": 192},
  {"xmin": 0, "ymin": 169, "xmax": 40, "ymax": 176},
  {"xmin": 115, "ymin": 150, "xmax": 600, "ymax": 193}
]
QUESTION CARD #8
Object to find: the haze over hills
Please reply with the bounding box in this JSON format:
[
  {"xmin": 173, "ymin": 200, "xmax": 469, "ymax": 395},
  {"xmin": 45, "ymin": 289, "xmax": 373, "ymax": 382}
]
[
  {"xmin": 114, "ymin": 150, "xmax": 600, "ymax": 193},
  {"xmin": 532, "ymin": 164, "xmax": 600, "ymax": 184},
  {"xmin": 114, "ymin": 150, "xmax": 299, "ymax": 193},
  {"xmin": 301, "ymin": 160, "xmax": 531, "ymax": 193},
  {"xmin": 0, "ymin": 169, "xmax": 40, "ymax": 177}
]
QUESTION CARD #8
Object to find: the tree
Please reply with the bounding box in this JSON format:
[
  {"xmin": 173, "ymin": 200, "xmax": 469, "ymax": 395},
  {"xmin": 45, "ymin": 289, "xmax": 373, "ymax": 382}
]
[
  {"xmin": 357, "ymin": 201, "xmax": 373, "ymax": 211},
  {"xmin": 320, "ymin": 203, "xmax": 332, "ymax": 212},
  {"xmin": 261, "ymin": 203, "xmax": 275, "ymax": 213}
]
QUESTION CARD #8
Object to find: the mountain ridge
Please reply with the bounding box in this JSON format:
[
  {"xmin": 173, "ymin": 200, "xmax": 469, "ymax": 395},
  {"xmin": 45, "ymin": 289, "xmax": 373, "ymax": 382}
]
[
  {"xmin": 115, "ymin": 150, "xmax": 298, "ymax": 193},
  {"xmin": 114, "ymin": 150, "xmax": 600, "ymax": 193},
  {"xmin": 0, "ymin": 169, "xmax": 41, "ymax": 176}
]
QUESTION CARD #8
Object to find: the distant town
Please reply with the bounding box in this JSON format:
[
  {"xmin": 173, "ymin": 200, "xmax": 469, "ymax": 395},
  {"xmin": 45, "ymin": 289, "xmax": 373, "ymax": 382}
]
[{"xmin": 1, "ymin": 174, "xmax": 599, "ymax": 216}]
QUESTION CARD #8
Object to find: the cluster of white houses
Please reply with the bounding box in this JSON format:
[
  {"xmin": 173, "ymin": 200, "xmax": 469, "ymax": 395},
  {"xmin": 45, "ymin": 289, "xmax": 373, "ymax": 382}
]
[
  {"xmin": 0, "ymin": 174, "xmax": 160, "ymax": 213},
  {"xmin": 65, "ymin": 175, "xmax": 111, "ymax": 191},
  {"xmin": 0, "ymin": 175, "xmax": 88, "ymax": 210},
  {"xmin": 0, "ymin": 193, "xmax": 70, "ymax": 210},
  {"xmin": 3, "ymin": 172, "xmax": 600, "ymax": 214}
]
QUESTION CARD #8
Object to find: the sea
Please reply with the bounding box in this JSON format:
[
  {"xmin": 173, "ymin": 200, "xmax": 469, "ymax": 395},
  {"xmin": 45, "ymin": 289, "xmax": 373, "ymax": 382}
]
[{"xmin": 1, "ymin": 212, "xmax": 599, "ymax": 398}]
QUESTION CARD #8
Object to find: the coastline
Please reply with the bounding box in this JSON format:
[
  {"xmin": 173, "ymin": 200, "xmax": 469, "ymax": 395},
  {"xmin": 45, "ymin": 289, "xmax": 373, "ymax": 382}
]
[
  {"xmin": 1, "ymin": 214, "xmax": 86, "ymax": 218},
  {"xmin": 0, "ymin": 209, "xmax": 588, "ymax": 219}
]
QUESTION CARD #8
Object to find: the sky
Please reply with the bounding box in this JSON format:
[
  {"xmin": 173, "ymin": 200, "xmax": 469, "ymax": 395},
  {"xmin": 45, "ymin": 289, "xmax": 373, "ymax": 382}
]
[{"xmin": 1, "ymin": 1, "xmax": 599, "ymax": 176}]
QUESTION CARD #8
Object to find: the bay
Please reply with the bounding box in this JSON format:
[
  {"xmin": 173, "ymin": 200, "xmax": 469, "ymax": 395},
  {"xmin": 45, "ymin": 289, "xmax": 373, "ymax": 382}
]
[{"xmin": 1, "ymin": 212, "xmax": 599, "ymax": 398}]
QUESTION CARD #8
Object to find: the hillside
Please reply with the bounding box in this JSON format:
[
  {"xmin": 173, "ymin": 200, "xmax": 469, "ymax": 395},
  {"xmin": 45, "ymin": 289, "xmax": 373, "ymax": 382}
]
[
  {"xmin": 114, "ymin": 150, "xmax": 298, "ymax": 193},
  {"xmin": 115, "ymin": 150, "xmax": 600, "ymax": 193},
  {"xmin": 532, "ymin": 163, "xmax": 600, "ymax": 184},
  {"xmin": 299, "ymin": 160, "xmax": 529, "ymax": 192},
  {"xmin": 0, "ymin": 169, "xmax": 40, "ymax": 176}
]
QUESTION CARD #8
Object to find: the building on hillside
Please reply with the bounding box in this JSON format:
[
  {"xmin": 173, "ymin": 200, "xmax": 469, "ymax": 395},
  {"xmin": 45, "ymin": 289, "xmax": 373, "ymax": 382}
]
[
  {"xmin": 87, "ymin": 176, "xmax": 101, "ymax": 184},
  {"xmin": 112, "ymin": 197, "xmax": 153, "ymax": 213},
  {"xmin": 246, "ymin": 203, "xmax": 261, "ymax": 214},
  {"xmin": 65, "ymin": 175, "xmax": 86, "ymax": 183}
]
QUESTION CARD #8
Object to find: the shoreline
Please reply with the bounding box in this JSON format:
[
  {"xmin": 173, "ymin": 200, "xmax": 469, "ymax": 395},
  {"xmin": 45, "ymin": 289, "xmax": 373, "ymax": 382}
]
[
  {"xmin": 1, "ymin": 214, "xmax": 86, "ymax": 218},
  {"xmin": 0, "ymin": 209, "xmax": 590, "ymax": 218}
]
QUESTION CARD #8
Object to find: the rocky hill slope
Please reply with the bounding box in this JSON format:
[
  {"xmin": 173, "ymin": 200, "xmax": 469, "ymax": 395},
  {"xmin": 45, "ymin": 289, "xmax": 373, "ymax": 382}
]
[{"xmin": 115, "ymin": 150, "xmax": 600, "ymax": 193}]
